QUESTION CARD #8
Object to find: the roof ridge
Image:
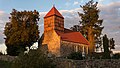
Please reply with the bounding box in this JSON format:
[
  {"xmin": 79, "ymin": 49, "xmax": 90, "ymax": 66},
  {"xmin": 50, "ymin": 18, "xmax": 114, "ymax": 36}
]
[{"xmin": 44, "ymin": 6, "xmax": 64, "ymax": 18}]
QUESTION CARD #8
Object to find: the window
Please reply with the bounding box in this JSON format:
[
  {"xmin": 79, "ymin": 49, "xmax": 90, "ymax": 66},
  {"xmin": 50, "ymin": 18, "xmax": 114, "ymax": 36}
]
[{"xmin": 75, "ymin": 46, "xmax": 78, "ymax": 52}]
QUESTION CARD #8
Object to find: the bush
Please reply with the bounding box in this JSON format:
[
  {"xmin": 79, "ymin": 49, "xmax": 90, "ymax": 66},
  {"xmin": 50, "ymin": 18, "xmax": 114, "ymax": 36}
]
[
  {"xmin": 112, "ymin": 53, "xmax": 120, "ymax": 59},
  {"xmin": 67, "ymin": 52, "xmax": 83, "ymax": 60},
  {"xmin": 0, "ymin": 60, "xmax": 12, "ymax": 68},
  {"xmin": 11, "ymin": 49, "xmax": 55, "ymax": 68},
  {"xmin": 7, "ymin": 45, "xmax": 26, "ymax": 56},
  {"xmin": 0, "ymin": 52, "xmax": 3, "ymax": 56}
]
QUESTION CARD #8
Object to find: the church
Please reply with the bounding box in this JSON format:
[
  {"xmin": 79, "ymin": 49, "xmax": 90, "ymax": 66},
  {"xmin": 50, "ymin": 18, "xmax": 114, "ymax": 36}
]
[{"xmin": 39, "ymin": 6, "xmax": 90, "ymax": 57}]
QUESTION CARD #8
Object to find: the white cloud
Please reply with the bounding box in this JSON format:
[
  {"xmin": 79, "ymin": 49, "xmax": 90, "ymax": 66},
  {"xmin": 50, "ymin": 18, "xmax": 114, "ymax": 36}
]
[
  {"xmin": 0, "ymin": 1, "xmax": 120, "ymax": 52},
  {"xmin": 97, "ymin": 2, "xmax": 120, "ymax": 51},
  {"xmin": 73, "ymin": 1, "xmax": 79, "ymax": 5},
  {"xmin": 39, "ymin": 2, "xmax": 120, "ymax": 51},
  {"xmin": 0, "ymin": 10, "xmax": 9, "ymax": 44},
  {"xmin": 0, "ymin": 43, "xmax": 7, "ymax": 54}
]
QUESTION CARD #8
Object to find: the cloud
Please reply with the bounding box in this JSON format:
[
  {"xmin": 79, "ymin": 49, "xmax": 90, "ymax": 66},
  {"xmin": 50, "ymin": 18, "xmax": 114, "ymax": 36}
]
[
  {"xmin": 39, "ymin": 8, "xmax": 82, "ymax": 31},
  {"xmin": 39, "ymin": 2, "xmax": 120, "ymax": 52},
  {"xmin": 97, "ymin": 2, "xmax": 120, "ymax": 46},
  {"xmin": 0, "ymin": 11, "xmax": 5, "ymax": 15},
  {"xmin": 0, "ymin": 10, "xmax": 9, "ymax": 44},
  {"xmin": 0, "ymin": 43, "xmax": 7, "ymax": 54},
  {"xmin": 73, "ymin": 1, "xmax": 79, "ymax": 5},
  {"xmin": 0, "ymin": 1, "xmax": 120, "ymax": 52}
]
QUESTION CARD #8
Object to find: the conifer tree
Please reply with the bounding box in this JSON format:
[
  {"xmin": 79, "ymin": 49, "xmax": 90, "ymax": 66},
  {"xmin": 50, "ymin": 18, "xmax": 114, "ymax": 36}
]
[
  {"xmin": 78, "ymin": 0, "xmax": 104, "ymax": 53},
  {"xmin": 103, "ymin": 34, "xmax": 110, "ymax": 59},
  {"xmin": 102, "ymin": 34, "xmax": 115, "ymax": 59}
]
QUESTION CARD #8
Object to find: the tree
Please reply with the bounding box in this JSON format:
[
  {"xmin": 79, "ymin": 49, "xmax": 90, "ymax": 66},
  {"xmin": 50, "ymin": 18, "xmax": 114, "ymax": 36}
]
[
  {"xmin": 0, "ymin": 52, "xmax": 3, "ymax": 56},
  {"xmin": 112, "ymin": 53, "xmax": 120, "ymax": 59},
  {"xmin": 11, "ymin": 49, "xmax": 55, "ymax": 68},
  {"xmin": 71, "ymin": 0, "xmax": 104, "ymax": 53},
  {"xmin": 4, "ymin": 9, "xmax": 39, "ymax": 56},
  {"xmin": 109, "ymin": 38, "xmax": 115, "ymax": 50},
  {"xmin": 102, "ymin": 34, "xmax": 115, "ymax": 59},
  {"xmin": 103, "ymin": 34, "xmax": 110, "ymax": 59}
]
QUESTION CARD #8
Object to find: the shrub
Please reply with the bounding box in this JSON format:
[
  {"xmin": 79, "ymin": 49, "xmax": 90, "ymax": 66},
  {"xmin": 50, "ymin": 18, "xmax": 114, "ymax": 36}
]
[
  {"xmin": 67, "ymin": 52, "xmax": 83, "ymax": 60},
  {"xmin": 0, "ymin": 60, "xmax": 12, "ymax": 68},
  {"xmin": 11, "ymin": 49, "xmax": 55, "ymax": 68},
  {"xmin": 112, "ymin": 53, "xmax": 120, "ymax": 59},
  {"xmin": 0, "ymin": 52, "xmax": 3, "ymax": 56}
]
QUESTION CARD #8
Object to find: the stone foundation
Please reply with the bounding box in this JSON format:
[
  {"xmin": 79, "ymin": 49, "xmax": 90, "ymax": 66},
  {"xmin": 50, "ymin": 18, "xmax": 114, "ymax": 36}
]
[{"xmin": 55, "ymin": 58, "xmax": 120, "ymax": 68}]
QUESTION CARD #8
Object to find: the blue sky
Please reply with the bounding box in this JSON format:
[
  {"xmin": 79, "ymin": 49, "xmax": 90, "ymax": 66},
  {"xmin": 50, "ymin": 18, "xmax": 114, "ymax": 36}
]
[
  {"xmin": 0, "ymin": 0, "xmax": 84, "ymax": 13},
  {"xmin": 0, "ymin": 0, "xmax": 117, "ymax": 13},
  {"xmin": 0, "ymin": 0, "xmax": 120, "ymax": 53}
]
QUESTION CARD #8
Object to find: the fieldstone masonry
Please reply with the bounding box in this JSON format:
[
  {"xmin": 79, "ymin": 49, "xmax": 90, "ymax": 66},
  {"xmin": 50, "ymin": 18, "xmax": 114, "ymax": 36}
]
[
  {"xmin": 55, "ymin": 58, "xmax": 120, "ymax": 68},
  {"xmin": 60, "ymin": 41, "xmax": 88, "ymax": 57}
]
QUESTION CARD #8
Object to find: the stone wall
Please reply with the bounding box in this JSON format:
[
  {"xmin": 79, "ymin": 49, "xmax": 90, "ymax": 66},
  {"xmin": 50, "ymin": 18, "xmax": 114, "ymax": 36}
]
[
  {"xmin": 55, "ymin": 58, "xmax": 120, "ymax": 68},
  {"xmin": 60, "ymin": 41, "xmax": 88, "ymax": 57},
  {"xmin": 42, "ymin": 30, "xmax": 61, "ymax": 57},
  {"xmin": 0, "ymin": 55, "xmax": 17, "ymax": 61}
]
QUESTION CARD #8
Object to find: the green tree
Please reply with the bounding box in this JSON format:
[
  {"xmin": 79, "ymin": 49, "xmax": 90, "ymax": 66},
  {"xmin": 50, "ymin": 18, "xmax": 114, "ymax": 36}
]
[
  {"xmin": 71, "ymin": 0, "xmax": 104, "ymax": 53},
  {"xmin": 109, "ymin": 38, "xmax": 115, "ymax": 50},
  {"xmin": 11, "ymin": 49, "xmax": 55, "ymax": 68},
  {"xmin": 102, "ymin": 34, "xmax": 115, "ymax": 59},
  {"xmin": 103, "ymin": 34, "xmax": 110, "ymax": 59},
  {"xmin": 112, "ymin": 53, "xmax": 120, "ymax": 59},
  {"xmin": 4, "ymin": 9, "xmax": 39, "ymax": 56}
]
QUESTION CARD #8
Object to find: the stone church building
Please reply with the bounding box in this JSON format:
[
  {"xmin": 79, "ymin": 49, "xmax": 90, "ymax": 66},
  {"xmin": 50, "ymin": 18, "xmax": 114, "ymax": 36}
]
[{"xmin": 39, "ymin": 6, "xmax": 89, "ymax": 57}]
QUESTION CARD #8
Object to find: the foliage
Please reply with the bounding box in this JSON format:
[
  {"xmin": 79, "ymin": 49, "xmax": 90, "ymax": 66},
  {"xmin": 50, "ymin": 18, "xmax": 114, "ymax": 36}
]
[
  {"xmin": 103, "ymin": 34, "xmax": 110, "ymax": 59},
  {"xmin": 109, "ymin": 38, "xmax": 115, "ymax": 50},
  {"xmin": 103, "ymin": 35, "xmax": 109, "ymax": 52},
  {"xmin": 0, "ymin": 52, "xmax": 3, "ymax": 56},
  {"xmin": 90, "ymin": 52, "xmax": 103, "ymax": 59},
  {"xmin": 102, "ymin": 34, "xmax": 115, "ymax": 59},
  {"xmin": 71, "ymin": 0, "xmax": 104, "ymax": 52},
  {"xmin": 67, "ymin": 52, "xmax": 83, "ymax": 60},
  {"xmin": 0, "ymin": 60, "xmax": 12, "ymax": 68},
  {"xmin": 4, "ymin": 9, "xmax": 39, "ymax": 56},
  {"xmin": 7, "ymin": 45, "xmax": 26, "ymax": 56},
  {"xmin": 11, "ymin": 49, "xmax": 55, "ymax": 68},
  {"xmin": 112, "ymin": 53, "xmax": 120, "ymax": 59}
]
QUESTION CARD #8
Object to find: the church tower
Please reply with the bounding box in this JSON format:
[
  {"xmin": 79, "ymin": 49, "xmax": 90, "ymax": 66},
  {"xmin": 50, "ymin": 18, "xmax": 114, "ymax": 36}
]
[
  {"xmin": 44, "ymin": 6, "xmax": 64, "ymax": 32},
  {"xmin": 42, "ymin": 6, "xmax": 64, "ymax": 57}
]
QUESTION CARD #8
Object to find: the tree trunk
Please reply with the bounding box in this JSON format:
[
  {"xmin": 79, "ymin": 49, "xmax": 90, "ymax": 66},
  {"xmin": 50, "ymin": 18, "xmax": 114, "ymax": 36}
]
[{"xmin": 88, "ymin": 26, "xmax": 95, "ymax": 53}]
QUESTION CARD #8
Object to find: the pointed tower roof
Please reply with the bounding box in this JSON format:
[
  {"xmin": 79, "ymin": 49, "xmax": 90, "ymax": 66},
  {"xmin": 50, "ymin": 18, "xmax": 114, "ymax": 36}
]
[{"xmin": 44, "ymin": 6, "xmax": 64, "ymax": 18}]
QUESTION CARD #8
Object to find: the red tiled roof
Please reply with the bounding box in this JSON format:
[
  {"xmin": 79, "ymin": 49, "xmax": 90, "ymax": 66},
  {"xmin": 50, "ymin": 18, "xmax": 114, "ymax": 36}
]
[
  {"xmin": 55, "ymin": 29, "xmax": 89, "ymax": 45},
  {"xmin": 44, "ymin": 6, "xmax": 64, "ymax": 18}
]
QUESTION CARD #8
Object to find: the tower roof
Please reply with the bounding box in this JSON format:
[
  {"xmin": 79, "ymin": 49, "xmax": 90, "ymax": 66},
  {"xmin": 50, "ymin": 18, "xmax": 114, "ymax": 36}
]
[{"xmin": 44, "ymin": 6, "xmax": 64, "ymax": 18}]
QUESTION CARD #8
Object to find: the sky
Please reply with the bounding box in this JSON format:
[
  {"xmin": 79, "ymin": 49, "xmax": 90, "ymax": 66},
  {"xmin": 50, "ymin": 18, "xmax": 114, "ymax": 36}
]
[{"xmin": 0, "ymin": 0, "xmax": 120, "ymax": 53}]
